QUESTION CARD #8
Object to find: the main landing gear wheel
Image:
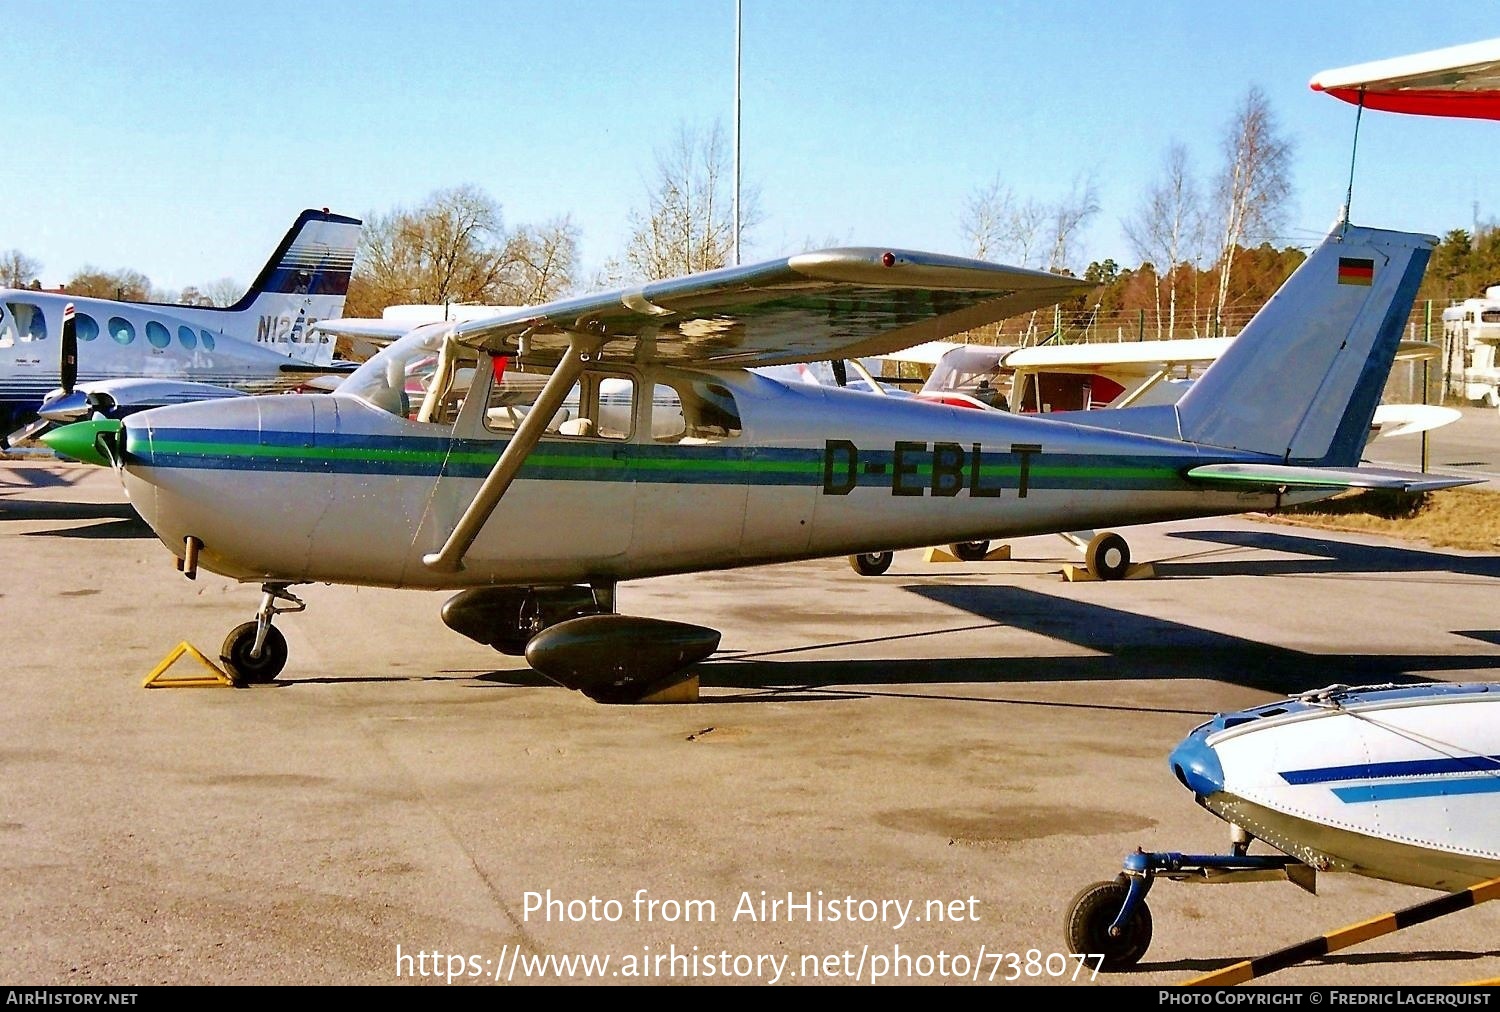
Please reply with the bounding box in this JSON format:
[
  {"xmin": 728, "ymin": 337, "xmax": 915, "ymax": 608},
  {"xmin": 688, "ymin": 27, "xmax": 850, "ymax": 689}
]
[
  {"xmin": 849, "ymin": 551, "xmax": 894, "ymax": 576},
  {"xmin": 1064, "ymin": 878, "xmax": 1152, "ymax": 971},
  {"xmin": 1085, "ymin": 531, "xmax": 1131, "ymax": 581},
  {"xmin": 221, "ymin": 622, "xmax": 288, "ymax": 684},
  {"xmin": 950, "ymin": 540, "xmax": 991, "ymax": 561}
]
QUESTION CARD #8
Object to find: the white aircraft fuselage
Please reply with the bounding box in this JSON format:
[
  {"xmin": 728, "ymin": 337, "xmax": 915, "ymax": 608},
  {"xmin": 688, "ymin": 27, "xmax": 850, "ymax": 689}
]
[
  {"xmin": 1, "ymin": 208, "xmax": 361, "ymax": 430},
  {"xmin": 116, "ymin": 364, "xmax": 1294, "ymax": 590},
  {"xmin": 47, "ymin": 226, "xmax": 1473, "ymax": 696},
  {"xmin": 1173, "ymin": 683, "xmax": 1500, "ymax": 892},
  {"xmin": 0, "ymin": 291, "xmax": 335, "ymax": 412}
]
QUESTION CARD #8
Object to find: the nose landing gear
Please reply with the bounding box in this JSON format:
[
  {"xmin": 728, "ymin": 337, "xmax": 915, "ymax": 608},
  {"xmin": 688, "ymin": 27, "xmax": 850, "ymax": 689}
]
[
  {"xmin": 220, "ymin": 583, "xmax": 304, "ymax": 684},
  {"xmin": 1066, "ymin": 846, "xmax": 1315, "ymax": 970}
]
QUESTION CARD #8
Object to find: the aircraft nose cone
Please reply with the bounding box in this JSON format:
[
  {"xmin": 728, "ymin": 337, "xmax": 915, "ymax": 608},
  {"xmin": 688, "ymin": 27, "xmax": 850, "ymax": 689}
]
[
  {"xmin": 1168, "ymin": 726, "xmax": 1225, "ymax": 799},
  {"xmin": 40, "ymin": 418, "xmax": 122, "ymax": 467},
  {"xmin": 37, "ymin": 389, "xmax": 90, "ymax": 422}
]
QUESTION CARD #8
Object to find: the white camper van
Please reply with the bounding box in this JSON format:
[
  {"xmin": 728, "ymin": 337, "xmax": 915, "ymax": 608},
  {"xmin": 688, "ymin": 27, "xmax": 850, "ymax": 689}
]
[{"xmin": 1442, "ymin": 285, "xmax": 1500, "ymax": 406}]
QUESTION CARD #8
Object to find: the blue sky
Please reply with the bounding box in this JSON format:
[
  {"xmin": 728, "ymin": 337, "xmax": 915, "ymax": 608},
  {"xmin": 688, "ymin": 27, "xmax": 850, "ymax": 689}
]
[{"xmin": 7, "ymin": 1, "xmax": 1496, "ymax": 293}]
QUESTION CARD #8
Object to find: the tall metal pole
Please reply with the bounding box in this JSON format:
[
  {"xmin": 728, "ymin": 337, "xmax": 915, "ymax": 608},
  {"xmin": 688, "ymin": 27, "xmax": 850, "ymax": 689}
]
[
  {"xmin": 732, "ymin": 0, "xmax": 744, "ymax": 265},
  {"xmin": 1422, "ymin": 299, "xmax": 1432, "ymax": 474}
]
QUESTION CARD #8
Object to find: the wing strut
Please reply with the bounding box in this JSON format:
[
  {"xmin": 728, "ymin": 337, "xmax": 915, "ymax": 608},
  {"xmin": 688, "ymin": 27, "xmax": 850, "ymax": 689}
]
[{"xmin": 422, "ymin": 331, "xmax": 601, "ymax": 573}]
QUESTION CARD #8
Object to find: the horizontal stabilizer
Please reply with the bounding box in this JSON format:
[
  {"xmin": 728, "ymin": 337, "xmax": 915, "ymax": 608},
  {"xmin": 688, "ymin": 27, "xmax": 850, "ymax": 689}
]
[
  {"xmin": 1186, "ymin": 462, "xmax": 1483, "ymax": 493},
  {"xmin": 310, "ymin": 318, "xmax": 420, "ymax": 342}
]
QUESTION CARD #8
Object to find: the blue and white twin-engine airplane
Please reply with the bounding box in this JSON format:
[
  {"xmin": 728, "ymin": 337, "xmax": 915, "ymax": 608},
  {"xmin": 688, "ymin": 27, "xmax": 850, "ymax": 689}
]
[{"xmin": 0, "ymin": 208, "xmax": 361, "ymax": 442}]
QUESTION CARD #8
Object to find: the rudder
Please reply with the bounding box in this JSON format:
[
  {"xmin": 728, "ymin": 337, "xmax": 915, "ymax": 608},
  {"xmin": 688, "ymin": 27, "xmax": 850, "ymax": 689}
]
[
  {"xmin": 226, "ymin": 209, "xmax": 362, "ymax": 366},
  {"xmin": 1174, "ymin": 224, "xmax": 1434, "ymax": 466}
]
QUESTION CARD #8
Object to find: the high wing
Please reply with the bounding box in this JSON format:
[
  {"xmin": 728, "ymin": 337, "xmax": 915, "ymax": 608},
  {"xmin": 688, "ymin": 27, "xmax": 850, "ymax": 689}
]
[
  {"xmin": 448, "ymin": 249, "xmax": 1095, "ymax": 368},
  {"xmin": 874, "ymin": 340, "xmax": 970, "ymax": 367},
  {"xmin": 1002, "ymin": 336, "xmax": 1231, "ymax": 374},
  {"xmin": 1310, "ymin": 38, "xmax": 1500, "ymax": 120},
  {"xmin": 915, "ymin": 337, "xmax": 1432, "ymax": 378}
]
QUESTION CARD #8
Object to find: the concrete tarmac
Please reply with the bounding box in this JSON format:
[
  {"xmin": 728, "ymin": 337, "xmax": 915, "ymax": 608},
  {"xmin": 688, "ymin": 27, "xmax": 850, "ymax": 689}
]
[
  {"xmin": 1364, "ymin": 403, "xmax": 1500, "ymax": 488},
  {"xmin": 1, "ymin": 460, "xmax": 1497, "ymax": 987}
]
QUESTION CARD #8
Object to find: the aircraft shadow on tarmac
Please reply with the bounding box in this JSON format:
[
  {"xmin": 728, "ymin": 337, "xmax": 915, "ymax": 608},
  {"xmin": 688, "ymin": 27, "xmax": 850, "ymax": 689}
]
[
  {"xmin": 0, "ymin": 499, "xmax": 152, "ymax": 538},
  {"xmin": 1159, "ymin": 527, "xmax": 1500, "ymax": 580},
  {"xmin": 0, "ymin": 466, "xmax": 87, "ymax": 490},
  {"xmin": 686, "ymin": 581, "xmax": 1500, "ymax": 700},
  {"xmin": 464, "ymin": 570, "xmax": 1500, "ymax": 707},
  {"xmin": 1127, "ymin": 947, "xmax": 1500, "ymax": 977}
]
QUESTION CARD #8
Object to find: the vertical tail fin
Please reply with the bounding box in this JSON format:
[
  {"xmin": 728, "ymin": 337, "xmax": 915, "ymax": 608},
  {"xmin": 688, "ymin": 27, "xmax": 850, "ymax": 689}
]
[
  {"xmin": 224, "ymin": 209, "xmax": 362, "ymax": 367},
  {"xmin": 1174, "ymin": 224, "xmax": 1434, "ymax": 466}
]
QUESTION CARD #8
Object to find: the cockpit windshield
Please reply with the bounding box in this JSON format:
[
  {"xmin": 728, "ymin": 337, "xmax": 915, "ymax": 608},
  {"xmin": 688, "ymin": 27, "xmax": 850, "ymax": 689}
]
[
  {"xmin": 1, "ymin": 301, "xmax": 47, "ymax": 347},
  {"xmin": 338, "ymin": 325, "xmax": 457, "ymax": 419}
]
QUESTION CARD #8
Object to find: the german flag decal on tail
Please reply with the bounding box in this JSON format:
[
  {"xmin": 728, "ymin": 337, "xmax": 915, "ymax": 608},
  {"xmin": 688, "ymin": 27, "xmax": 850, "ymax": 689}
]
[{"xmin": 1337, "ymin": 256, "xmax": 1375, "ymax": 286}]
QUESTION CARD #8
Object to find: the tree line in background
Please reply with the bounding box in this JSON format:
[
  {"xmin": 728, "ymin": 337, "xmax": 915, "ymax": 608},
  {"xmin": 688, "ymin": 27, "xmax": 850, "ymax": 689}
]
[{"xmin": 3, "ymin": 84, "xmax": 1496, "ymax": 340}]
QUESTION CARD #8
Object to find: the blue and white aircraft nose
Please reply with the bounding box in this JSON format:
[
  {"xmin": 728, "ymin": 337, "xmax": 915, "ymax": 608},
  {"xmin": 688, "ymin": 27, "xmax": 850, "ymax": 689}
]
[{"xmin": 1169, "ymin": 722, "xmax": 1225, "ymax": 798}]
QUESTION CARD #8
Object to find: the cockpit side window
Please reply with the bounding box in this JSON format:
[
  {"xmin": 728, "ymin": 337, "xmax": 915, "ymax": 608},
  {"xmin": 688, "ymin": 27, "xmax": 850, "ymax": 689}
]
[
  {"xmin": 652, "ymin": 377, "xmax": 741, "ymax": 443},
  {"xmin": 482, "ymin": 365, "xmax": 633, "ymax": 440},
  {"xmin": 7, "ymin": 303, "xmax": 46, "ymax": 342}
]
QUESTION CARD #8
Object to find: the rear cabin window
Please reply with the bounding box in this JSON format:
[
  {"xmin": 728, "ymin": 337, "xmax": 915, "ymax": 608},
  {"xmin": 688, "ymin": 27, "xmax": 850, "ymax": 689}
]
[
  {"xmin": 651, "ymin": 378, "xmax": 741, "ymax": 443},
  {"xmin": 484, "ymin": 367, "xmax": 633, "ymax": 440},
  {"xmin": 108, "ymin": 317, "xmax": 136, "ymax": 345},
  {"xmin": 178, "ymin": 326, "xmax": 197, "ymax": 349},
  {"xmin": 146, "ymin": 321, "xmax": 171, "ymax": 348}
]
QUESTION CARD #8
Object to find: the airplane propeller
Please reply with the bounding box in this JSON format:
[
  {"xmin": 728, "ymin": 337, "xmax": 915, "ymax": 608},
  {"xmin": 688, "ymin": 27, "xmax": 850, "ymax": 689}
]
[{"xmin": 60, "ymin": 303, "xmax": 78, "ymax": 395}]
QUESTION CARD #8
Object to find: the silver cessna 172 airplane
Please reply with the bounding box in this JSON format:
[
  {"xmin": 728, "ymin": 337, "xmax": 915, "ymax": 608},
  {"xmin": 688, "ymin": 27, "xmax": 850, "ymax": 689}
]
[
  {"xmin": 1, "ymin": 208, "xmax": 361, "ymax": 444},
  {"xmin": 44, "ymin": 222, "xmax": 1477, "ymax": 700}
]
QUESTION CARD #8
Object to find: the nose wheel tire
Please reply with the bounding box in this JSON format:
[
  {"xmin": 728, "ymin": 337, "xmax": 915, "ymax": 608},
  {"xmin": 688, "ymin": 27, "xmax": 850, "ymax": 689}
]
[
  {"xmin": 221, "ymin": 622, "xmax": 289, "ymax": 684},
  {"xmin": 1063, "ymin": 878, "xmax": 1152, "ymax": 971},
  {"xmin": 1085, "ymin": 531, "xmax": 1131, "ymax": 581},
  {"xmin": 950, "ymin": 540, "xmax": 991, "ymax": 561},
  {"xmin": 849, "ymin": 551, "xmax": 894, "ymax": 576}
]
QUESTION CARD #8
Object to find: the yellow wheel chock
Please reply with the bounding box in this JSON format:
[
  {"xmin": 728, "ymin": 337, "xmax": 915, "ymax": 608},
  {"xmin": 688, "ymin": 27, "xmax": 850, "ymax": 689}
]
[{"xmin": 142, "ymin": 641, "xmax": 238, "ymax": 688}]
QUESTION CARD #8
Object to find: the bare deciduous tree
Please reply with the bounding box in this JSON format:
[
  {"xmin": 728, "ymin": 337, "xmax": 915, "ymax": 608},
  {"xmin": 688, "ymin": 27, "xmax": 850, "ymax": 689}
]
[
  {"xmin": 1045, "ymin": 175, "xmax": 1100, "ymax": 274},
  {"xmin": 622, "ymin": 121, "xmax": 758, "ymax": 281},
  {"xmin": 65, "ymin": 267, "xmax": 151, "ymax": 301},
  {"xmin": 960, "ymin": 173, "xmax": 1097, "ymax": 273},
  {"xmin": 1124, "ymin": 143, "xmax": 1203, "ymax": 338},
  {"xmin": 1212, "ymin": 86, "xmax": 1293, "ymax": 334},
  {"xmin": 962, "ymin": 173, "xmax": 1099, "ymax": 343},
  {"xmin": 507, "ymin": 216, "xmax": 579, "ymax": 304},
  {"xmin": 200, "ymin": 277, "xmax": 244, "ymax": 307},
  {"xmin": 960, "ymin": 175, "xmax": 1015, "ymax": 261},
  {"xmin": 347, "ymin": 185, "xmax": 579, "ymax": 317},
  {"xmin": 0, "ymin": 250, "xmax": 42, "ymax": 289}
]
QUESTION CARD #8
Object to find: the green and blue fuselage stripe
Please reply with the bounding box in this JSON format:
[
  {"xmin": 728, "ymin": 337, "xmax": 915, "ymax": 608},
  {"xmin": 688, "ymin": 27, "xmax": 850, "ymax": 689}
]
[{"xmin": 126, "ymin": 427, "xmax": 1198, "ymax": 490}]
